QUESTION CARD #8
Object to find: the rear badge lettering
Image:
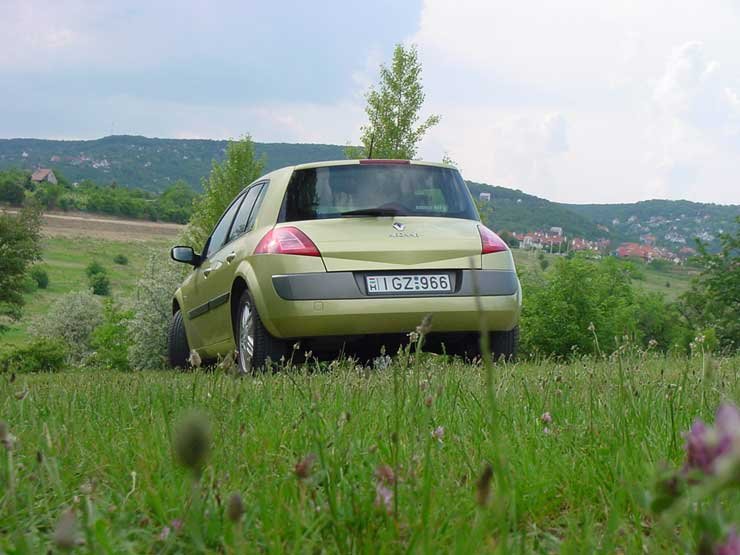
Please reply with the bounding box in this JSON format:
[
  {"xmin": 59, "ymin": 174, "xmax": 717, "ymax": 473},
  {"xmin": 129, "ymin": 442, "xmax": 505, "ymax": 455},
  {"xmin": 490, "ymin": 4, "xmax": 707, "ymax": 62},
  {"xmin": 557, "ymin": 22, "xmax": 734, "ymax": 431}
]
[{"xmin": 388, "ymin": 232, "xmax": 419, "ymax": 238}]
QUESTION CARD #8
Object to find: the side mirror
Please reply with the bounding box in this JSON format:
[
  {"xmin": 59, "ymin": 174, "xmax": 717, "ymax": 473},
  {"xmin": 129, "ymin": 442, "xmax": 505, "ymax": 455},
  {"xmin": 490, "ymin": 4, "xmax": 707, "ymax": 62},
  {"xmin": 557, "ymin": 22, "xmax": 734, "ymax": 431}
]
[{"xmin": 171, "ymin": 246, "xmax": 201, "ymax": 266}]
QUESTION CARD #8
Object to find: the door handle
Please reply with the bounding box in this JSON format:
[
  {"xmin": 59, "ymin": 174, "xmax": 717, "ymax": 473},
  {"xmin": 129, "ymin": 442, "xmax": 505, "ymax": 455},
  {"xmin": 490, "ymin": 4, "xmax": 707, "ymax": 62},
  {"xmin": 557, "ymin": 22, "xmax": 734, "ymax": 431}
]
[
  {"xmin": 226, "ymin": 252, "xmax": 236, "ymax": 263},
  {"xmin": 203, "ymin": 267, "xmax": 212, "ymax": 278}
]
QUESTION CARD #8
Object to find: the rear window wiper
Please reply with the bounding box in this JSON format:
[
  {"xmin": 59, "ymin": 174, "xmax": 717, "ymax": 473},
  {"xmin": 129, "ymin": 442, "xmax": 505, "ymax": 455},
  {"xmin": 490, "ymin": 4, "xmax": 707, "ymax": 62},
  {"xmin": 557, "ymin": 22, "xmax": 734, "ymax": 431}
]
[{"xmin": 340, "ymin": 207, "xmax": 407, "ymax": 217}]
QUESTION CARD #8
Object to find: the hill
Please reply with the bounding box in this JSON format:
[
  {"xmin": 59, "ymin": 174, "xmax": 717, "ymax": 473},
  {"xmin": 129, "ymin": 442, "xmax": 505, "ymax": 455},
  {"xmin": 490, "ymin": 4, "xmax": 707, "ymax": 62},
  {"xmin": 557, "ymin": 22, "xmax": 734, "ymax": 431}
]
[
  {"xmin": 565, "ymin": 200, "xmax": 738, "ymax": 248},
  {"xmin": 1, "ymin": 135, "xmax": 736, "ymax": 246},
  {"xmin": 0, "ymin": 135, "xmax": 346, "ymax": 192},
  {"xmin": 466, "ymin": 181, "xmax": 604, "ymax": 239}
]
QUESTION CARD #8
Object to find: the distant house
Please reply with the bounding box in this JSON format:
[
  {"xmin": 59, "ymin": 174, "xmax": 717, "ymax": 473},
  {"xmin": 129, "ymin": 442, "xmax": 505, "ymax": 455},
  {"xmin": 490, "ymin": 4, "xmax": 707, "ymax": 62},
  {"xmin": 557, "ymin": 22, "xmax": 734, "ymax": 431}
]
[
  {"xmin": 31, "ymin": 168, "xmax": 58, "ymax": 185},
  {"xmin": 479, "ymin": 192, "xmax": 491, "ymax": 202},
  {"xmin": 549, "ymin": 226, "xmax": 563, "ymax": 236}
]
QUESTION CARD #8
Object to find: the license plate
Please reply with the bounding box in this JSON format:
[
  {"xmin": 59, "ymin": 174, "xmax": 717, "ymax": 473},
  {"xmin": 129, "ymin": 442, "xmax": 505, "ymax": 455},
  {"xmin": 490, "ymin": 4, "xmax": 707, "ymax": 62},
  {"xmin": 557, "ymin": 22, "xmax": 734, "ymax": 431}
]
[{"xmin": 365, "ymin": 274, "xmax": 452, "ymax": 294}]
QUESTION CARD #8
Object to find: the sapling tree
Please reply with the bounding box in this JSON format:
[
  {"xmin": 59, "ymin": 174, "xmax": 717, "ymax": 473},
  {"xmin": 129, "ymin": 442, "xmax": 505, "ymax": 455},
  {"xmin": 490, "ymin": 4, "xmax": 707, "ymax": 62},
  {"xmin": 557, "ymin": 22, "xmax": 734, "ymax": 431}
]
[{"xmin": 350, "ymin": 44, "xmax": 440, "ymax": 160}]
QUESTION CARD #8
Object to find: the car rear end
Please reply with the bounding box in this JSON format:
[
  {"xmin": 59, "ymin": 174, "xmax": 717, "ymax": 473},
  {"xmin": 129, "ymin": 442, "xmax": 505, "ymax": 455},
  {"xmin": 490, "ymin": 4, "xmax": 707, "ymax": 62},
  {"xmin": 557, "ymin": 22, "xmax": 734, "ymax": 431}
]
[{"xmin": 248, "ymin": 160, "xmax": 521, "ymax": 342}]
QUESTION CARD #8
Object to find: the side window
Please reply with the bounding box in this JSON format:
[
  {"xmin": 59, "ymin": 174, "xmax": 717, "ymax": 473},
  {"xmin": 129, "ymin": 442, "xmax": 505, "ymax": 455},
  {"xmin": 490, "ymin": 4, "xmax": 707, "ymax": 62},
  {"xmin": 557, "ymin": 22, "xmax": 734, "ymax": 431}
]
[
  {"xmin": 205, "ymin": 195, "xmax": 244, "ymax": 258},
  {"xmin": 228, "ymin": 183, "xmax": 264, "ymax": 242}
]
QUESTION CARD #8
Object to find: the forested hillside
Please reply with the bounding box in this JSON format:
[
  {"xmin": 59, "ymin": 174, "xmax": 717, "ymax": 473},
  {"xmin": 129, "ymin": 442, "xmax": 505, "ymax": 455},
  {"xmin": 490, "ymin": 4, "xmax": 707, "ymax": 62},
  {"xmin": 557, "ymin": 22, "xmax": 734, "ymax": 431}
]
[
  {"xmin": 0, "ymin": 135, "xmax": 346, "ymax": 191},
  {"xmin": 1, "ymin": 135, "xmax": 736, "ymax": 244}
]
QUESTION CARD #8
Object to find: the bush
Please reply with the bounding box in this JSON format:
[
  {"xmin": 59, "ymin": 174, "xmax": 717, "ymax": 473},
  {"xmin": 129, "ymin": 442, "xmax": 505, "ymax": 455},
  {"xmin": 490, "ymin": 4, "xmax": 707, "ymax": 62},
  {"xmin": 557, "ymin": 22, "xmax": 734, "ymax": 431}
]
[
  {"xmin": 20, "ymin": 274, "xmax": 38, "ymax": 293},
  {"xmin": 0, "ymin": 339, "xmax": 67, "ymax": 373},
  {"xmin": 128, "ymin": 253, "xmax": 186, "ymax": 370},
  {"xmin": 91, "ymin": 300, "xmax": 133, "ymax": 371},
  {"xmin": 30, "ymin": 267, "xmax": 49, "ymax": 289},
  {"xmin": 33, "ymin": 290, "xmax": 104, "ymax": 364},
  {"xmin": 86, "ymin": 261, "xmax": 105, "ymax": 278},
  {"xmin": 113, "ymin": 254, "xmax": 129, "ymax": 265},
  {"xmin": 89, "ymin": 272, "xmax": 111, "ymax": 296}
]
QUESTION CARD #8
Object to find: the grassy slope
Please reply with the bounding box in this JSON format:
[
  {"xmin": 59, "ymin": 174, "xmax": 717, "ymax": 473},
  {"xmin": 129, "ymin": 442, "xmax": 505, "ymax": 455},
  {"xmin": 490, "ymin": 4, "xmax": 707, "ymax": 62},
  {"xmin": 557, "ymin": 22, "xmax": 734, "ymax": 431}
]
[
  {"xmin": 1, "ymin": 354, "xmax": 738, "ymax": 552},
  {"xmin": 2, "ymin": 236, "xmax": 171, "ymax": 346},
  {"xmin": 2, "ymin": 240, "xmax": 693, "ymax": 347},
  {"xmin": 512, "ymin": 250, "xmax": 692, "ymax": 302}
]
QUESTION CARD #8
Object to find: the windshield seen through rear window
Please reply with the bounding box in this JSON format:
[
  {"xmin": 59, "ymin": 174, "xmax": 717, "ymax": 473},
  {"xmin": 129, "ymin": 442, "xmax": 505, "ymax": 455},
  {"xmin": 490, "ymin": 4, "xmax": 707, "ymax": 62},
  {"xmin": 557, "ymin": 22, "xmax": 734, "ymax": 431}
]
[{"xmin": 280, "ymin": 164, "xmax": 479, "ymax": 222}]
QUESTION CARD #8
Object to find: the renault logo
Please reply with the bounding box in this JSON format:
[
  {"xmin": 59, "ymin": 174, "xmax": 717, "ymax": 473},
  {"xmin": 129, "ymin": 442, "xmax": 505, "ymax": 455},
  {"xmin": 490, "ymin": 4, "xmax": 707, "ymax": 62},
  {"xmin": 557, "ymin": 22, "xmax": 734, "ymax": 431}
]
[{"xmin": 392, "ymin": 222, "xmax": 405, "ymax": 231}]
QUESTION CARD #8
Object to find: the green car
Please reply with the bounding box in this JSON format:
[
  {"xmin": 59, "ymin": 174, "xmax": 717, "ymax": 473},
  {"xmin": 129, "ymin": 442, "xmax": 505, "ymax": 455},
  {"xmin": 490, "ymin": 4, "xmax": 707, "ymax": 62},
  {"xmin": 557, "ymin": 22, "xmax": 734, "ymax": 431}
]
[{"xmin": 169, "ymin": 159, "xmax": 521, "ymax": 372}]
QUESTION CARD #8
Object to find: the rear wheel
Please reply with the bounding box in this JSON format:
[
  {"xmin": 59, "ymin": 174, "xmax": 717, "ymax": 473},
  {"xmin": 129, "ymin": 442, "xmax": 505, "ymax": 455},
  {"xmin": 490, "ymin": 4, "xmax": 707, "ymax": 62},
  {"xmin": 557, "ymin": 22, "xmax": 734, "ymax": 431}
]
[
  {"xmin": 167, "ymin": 310, "xmax": 190, "ymax": 368},
  {"xmin": 490, "ymin": 326, "xmax": 519, "ymax": 361},
  {"xmin": 236, "ymin": 290, "xmax": 287, "ymax": 373}
]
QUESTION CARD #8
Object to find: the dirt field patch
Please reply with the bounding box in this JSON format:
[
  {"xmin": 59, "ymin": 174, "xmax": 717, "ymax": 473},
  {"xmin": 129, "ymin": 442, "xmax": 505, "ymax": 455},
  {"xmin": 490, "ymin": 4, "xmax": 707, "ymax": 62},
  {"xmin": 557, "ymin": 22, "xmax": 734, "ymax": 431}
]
[{"xmin": 3, "ymin": 209, "xmax": 185, "ymax": 241}]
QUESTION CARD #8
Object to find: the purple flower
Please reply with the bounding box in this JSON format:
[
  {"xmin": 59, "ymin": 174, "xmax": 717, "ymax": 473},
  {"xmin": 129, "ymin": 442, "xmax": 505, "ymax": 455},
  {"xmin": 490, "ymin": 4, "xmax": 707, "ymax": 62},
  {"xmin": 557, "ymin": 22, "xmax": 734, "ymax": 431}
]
[
  {"xmin": 431, "ymin": 426, "xmax": 445, "ymax": 443},
  {"xmin": 375, "ymin": 483, "xmax": 393, "ymax": 513},
  {"xmin": 684, "ymin": 403, "xmax": 740, "ymax": 475},
  {"xmin": 541, "ymin": 412, "xmax": 552, "ymax": 425},
  {"xmin": 716, "ymin": 529, "xmax": 740, "ymax": 555}
]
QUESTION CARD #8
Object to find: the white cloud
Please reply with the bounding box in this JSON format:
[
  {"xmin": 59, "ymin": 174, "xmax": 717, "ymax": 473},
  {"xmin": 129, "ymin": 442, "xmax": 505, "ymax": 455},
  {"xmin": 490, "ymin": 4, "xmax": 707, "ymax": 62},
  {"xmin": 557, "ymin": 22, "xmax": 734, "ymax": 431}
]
[{"xmin": 411, "ymin": 0, "xmax": 740, "ymax": 203}]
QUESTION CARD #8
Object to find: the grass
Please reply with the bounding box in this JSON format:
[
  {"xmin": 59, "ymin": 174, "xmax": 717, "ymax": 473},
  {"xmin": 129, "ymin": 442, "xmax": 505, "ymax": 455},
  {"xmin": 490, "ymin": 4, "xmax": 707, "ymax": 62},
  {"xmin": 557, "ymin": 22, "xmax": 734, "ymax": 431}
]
[
  {"xmin": 2, "ymin": 237, "xmax": 171, "ymax": 346},
  {"xmin": 512, "ymin": 250, "xmax": 693, "ymax": 301},
  {"xmin": 1, "ymin": 351, "xmax": 738, "ymax": 553}
]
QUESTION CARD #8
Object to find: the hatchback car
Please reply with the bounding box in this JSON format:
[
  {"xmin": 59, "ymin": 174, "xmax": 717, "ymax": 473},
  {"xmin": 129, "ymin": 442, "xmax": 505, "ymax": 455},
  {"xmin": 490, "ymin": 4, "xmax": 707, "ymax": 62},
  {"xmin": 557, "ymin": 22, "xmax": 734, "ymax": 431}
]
[{"xmin": 169, "ymin": 159, "xmax": 521, "ymax": 372}]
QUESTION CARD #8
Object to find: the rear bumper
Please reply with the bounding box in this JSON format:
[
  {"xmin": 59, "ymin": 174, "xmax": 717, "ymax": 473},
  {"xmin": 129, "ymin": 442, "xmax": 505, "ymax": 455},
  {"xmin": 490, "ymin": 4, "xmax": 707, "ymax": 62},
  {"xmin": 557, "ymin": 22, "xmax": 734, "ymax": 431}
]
[
  {"xmin": 272, "ymin": 269, "xmax": 519, "ymax": 300},
  {"xmin": 257, "ymin": 270, "xmax": 521, "ymax": 338}
]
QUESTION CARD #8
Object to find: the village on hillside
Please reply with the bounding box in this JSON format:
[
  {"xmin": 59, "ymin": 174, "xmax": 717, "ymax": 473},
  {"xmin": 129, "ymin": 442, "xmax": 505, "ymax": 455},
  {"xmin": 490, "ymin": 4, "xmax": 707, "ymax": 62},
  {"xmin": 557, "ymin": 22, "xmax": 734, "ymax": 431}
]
[{"xmin": 503, "ymin": 226, "xmax": 697, "ymax": 264}]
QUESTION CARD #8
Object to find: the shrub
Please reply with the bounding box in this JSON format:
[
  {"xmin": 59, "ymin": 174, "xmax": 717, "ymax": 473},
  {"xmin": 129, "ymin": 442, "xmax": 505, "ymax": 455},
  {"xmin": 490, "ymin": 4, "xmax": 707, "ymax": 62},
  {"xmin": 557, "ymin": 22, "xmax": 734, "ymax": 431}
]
[
  {"xmin": 128, "ymin": 253, "xmax": 186, "ymax": 370},
  {"xmin": 113, "ymin": 254, "xmax": 129, "ymax": 265},
  {"xmin": 0, "ymin": 339, "xmax": 67, "ymax": 373},
  {"xmin": 21, "ymin": 274, "xmax": 38, "ymax": 293},
  {"xmin": 91, "ymin": 300, "xmax": 133, "ymax": 371},
  {"xmin": 89, "ymin": 272, "xmax": 111, "ymax": 296},
  {"xmin": 30, "ymin": 267, "xmax": 49, "ymax": 289},
  {"xmin": 33, "ymin": 290, "xmax": 104, "ymax": 364},
  {"xmin": 85, "ymin": 261, "xmax": 105, "ymax": 278}
]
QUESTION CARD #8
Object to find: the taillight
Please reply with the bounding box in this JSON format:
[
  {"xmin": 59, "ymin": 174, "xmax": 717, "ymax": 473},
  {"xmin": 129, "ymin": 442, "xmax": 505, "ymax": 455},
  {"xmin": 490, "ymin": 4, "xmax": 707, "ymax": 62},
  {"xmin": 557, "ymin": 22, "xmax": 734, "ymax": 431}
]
[
  {"xmin": 254, "ymin": 226, "xmax": 321, "ymax": 256},
  {"xmin": 478, "ymin": 225, "xmax": 508, "ymax": 254}
]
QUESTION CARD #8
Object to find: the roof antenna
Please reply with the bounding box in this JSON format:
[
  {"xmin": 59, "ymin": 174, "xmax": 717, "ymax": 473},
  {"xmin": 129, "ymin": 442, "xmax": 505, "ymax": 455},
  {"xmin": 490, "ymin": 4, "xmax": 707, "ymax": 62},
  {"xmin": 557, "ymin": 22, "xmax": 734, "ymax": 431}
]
[{"xmin": 367, "ymin": 133, "xmax": 375, "ymax": 159}]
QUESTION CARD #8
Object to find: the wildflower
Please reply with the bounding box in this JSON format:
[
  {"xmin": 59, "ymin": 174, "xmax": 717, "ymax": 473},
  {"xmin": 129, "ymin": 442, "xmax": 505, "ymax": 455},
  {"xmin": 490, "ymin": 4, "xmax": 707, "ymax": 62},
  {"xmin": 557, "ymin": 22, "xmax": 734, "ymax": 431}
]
[
  {"xmin": 407, "ymin": 331, "xmax": 420, "ymax": 343},
  {"xmin": 587, "ymin": 322, "xmax": 595, "ymax": 333},
  {"xmin": 543, "ymin": 427, "xmax": 551, "ymax": 435},
  {"xmin": 431, "ymin": 426, "xmax": 445, "ymax": 443},
  {"xmin": 416, "ymin": 314, "xmax": 433, "ymax": 336},
  {"xmin": 52, "ymin": 509, "xmax": 78, "ymax": 550},
  {"xmin": 716, "ymin": 529, "xmax": 740, "ymax": 555},
  {"xmin": 375, "ymin": 464, "xmax": 396, "ymax": 485},
  {"xmin": 0, "ymin": 421, "xmax": 15, "ymax": 450},
  {"xmin": 541, "ymin": 412, "xmax": 552, "ymax": 425},
  {"xmin": 188, "ymin": 350, "xmax": 202, "ymax": 368},
  {"xmin": 218, "ymin": 351, "xmax": 236, "ymax": 372},
  {"xmin": 294, "ymin": 453, "xmax": 316, "ymax": 480},
  {"xmin": 158, "ymin": 526, "xmax": 171, "ymax": 541},
  {"xmin": 648, "ymin": 339, "xmax": 658, "ymax": 349},
  {"xmin": 476, "ymin": 463, "xmax": 493, "ymax": 506},
  {"xmin": 375, "ymin": 483, "xmax": 393, "ymax": 513},
  {"xmin": 226, "ymin": 492, "xmax": 245, "ymax": 523},
  {"xmin": 373, "ymin": 355, "xmax": 392, "ymax": 370},
  {"xmin": 424, "ymin": 396, "xmax": 434, "ymax": 408},
  {"xmin": 173, "ymin": 412, "xmax": 211, "ymax": 476},
  {"xmin": 170, "ymin": 518, "xmax": 184, "ymax": 532},
  {"xmin": 374, "ymin": 464, "xmax": 395, "ymax": 514},
  {"xmin": 684, "ymin": 403, "xmax": 740, "ymax": 475}
]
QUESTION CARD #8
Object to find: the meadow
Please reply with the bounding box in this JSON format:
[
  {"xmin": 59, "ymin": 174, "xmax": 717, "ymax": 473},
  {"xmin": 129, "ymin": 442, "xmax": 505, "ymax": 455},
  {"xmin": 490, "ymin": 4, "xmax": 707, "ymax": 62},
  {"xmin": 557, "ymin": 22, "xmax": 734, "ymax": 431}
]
[
  {"xmin": 1, "ymin": 350, "xmax": 738, "ymax": 553},
  {"xmin": 3, "ymin": 218, "xmax": 692, "ymax": 347}
]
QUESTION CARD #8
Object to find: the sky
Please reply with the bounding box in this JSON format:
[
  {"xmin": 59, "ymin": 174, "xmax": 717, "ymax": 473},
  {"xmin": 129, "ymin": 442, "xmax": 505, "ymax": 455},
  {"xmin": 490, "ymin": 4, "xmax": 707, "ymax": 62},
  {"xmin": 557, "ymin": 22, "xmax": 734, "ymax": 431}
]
[{"xmin": 2, "ymin": 0, "xmax": 740, "ymax": 204}]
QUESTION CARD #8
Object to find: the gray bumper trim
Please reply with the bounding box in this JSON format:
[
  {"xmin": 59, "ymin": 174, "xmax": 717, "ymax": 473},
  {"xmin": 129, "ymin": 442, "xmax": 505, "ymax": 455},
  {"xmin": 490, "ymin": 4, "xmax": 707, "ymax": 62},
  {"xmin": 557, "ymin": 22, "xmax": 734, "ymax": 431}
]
[{"xmin": 272, "ymin": 270, "xmax": 518, "ymax": 301}]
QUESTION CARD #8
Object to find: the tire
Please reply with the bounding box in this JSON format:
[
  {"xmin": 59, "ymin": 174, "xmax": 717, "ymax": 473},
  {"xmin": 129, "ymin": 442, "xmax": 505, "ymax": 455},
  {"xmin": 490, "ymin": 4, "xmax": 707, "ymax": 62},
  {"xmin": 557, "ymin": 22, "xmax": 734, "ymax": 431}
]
[
  {"xmin": 490, "ymin": 326, "xmax": 519, "ymax": 361},
  {"xmin": 168, "ymin": 310, "xmax": 190, "ymax": 368},
  {"xmin": 235, "ymin": 290, "xmax": 287, "ymax": 373}
]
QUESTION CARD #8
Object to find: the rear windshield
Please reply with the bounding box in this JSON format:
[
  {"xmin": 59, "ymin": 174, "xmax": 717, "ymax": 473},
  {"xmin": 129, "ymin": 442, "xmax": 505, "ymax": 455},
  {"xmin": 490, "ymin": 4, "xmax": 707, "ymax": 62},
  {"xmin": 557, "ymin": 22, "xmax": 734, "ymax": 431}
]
[{"xmin": 280, "ymin": 164, "xmax": 479, "ymax": 222}]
